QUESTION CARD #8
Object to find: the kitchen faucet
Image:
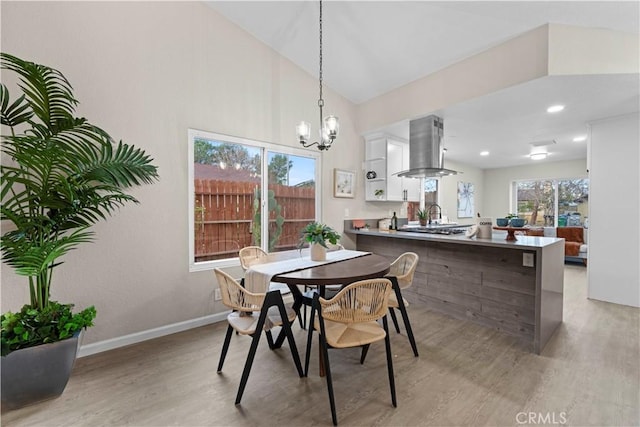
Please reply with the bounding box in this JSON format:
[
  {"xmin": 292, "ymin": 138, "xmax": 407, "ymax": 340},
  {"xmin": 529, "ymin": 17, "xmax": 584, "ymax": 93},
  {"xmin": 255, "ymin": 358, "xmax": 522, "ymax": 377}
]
[{"xmin": 427, "ymin": 203, "xmax": 442, "ymax": 225}]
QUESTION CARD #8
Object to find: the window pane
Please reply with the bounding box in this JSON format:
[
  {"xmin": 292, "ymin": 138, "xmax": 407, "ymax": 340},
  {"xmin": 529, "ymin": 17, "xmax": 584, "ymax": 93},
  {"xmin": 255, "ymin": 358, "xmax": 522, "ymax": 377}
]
[
  {"xmin": 516, "ymin": 180, "xmax": 555, "ymax": 226},
  {"xmin": 558, "ymin": 179, "xmax": 589, "ymax": 227},
  {"xmin": 266, "ymin": 152, "xmax": 316, "ymax": 252},
  {"xmin": 424, "ymin": 178, "xmax": 438, "ymax": 205},
  {"xmin": 408, "ymin": 178, "xmax": 438, "ymax": 221},
  {"xmin": 193, "ymin": 138, "xmax": 261, "ymax": 262}
]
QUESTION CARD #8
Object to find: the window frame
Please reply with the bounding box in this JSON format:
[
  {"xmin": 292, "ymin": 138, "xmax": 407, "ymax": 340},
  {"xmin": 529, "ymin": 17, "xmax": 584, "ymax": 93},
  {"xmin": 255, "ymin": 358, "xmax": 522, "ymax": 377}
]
[
  {"xmin": 188, "ymin": 129, "xmax": 322, "ymax": 272},
  {"xmin": 511, "ymin": 176, "xmax": 589, "ymax": 227}
]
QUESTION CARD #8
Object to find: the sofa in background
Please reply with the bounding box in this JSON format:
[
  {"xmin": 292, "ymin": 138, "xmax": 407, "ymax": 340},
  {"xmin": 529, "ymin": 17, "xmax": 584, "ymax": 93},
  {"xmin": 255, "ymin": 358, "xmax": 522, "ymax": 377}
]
[{"xmin": 544, "ymin": 226, "xmax": 588, "ymax": 263}]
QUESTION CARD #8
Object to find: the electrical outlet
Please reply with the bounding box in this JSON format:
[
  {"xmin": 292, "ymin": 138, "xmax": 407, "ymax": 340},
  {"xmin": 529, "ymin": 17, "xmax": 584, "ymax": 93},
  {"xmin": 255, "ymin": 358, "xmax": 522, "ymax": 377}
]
[
  {"xmin": 344, "ymin": 208, "xmax": 349, "ymax": 217},
  {"xmin": 523, "ymin": 252, "xmax": 535, "ymax": 267},
  {"xmin": 214, "ymin": 289, "xmax": 222, "ymax": 301}
]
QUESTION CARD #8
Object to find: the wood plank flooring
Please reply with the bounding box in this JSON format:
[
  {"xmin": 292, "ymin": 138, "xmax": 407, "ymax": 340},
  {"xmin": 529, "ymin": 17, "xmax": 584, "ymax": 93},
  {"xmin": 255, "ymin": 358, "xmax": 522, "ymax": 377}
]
[{"xmin": 2, "ymin": 265, "xmax": 638, "ymax": 426}]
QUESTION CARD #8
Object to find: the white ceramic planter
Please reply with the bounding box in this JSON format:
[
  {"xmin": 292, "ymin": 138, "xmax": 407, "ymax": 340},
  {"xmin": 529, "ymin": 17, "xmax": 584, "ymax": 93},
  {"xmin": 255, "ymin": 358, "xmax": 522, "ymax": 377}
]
[{"xmin": 310, "ymin": 243, "xmax": 327, "ymax": 261}]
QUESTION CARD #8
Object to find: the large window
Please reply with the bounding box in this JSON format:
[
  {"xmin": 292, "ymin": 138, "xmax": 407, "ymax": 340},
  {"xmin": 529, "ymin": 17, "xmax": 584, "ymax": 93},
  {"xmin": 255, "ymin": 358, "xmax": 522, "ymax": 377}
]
[
  {"xmin": 513, "ymin": 178, "xmax": 589, "ymax": 227},
  {"xmin": 189, "ymin": 130, "xmax": 321, "ymax": 271}
]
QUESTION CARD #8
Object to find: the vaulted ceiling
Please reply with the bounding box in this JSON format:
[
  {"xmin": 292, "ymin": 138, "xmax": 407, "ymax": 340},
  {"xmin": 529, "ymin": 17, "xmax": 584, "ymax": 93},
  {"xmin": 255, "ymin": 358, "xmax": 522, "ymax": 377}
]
[{"xmin": 209, "ymin": 1, "xmax": 640, "ymax": 169}]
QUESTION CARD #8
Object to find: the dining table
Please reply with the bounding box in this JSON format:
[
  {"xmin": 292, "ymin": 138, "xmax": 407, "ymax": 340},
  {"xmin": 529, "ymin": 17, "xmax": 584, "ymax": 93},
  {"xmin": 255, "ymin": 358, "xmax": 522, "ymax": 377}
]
[{"xmin": 242, "ymin": 249, "xmax": 419, "ymax": 375}]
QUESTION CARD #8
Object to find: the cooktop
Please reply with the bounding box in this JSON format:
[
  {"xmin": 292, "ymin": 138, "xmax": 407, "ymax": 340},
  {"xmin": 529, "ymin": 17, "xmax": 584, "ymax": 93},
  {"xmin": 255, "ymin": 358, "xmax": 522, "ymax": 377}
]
[{"xmin": 401, "ymin": 225, "xmax": 471, "ymax": 235}]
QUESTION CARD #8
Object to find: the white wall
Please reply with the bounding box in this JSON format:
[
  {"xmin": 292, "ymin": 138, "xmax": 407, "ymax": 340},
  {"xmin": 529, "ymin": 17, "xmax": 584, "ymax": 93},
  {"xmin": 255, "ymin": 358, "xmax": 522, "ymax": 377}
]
[
  {"xmin": 440, "ymin": 160, "xmax": 484, "ymax": 225},
  {"xmin": 0, "ymin": 2, "xmax": 362, "ymax": 346},
  {"xmin": 588, "ymin": 113, "xmax": 640, "ymax": 307},
  {"xmin": 482, "ymin": 159, "xmax": 588, "ymax": 221},
  {"xmin": 356, "ymin": 25, "xmax": 550, "ymax": 133}
]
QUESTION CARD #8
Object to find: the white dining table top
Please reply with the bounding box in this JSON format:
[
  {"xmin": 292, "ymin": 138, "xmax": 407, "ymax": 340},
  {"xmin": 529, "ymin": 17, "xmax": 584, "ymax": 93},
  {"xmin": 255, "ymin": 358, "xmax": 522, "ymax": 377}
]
[{"xmin": 244, "ymin": 249, "xmax": 370, "ymax": 292}]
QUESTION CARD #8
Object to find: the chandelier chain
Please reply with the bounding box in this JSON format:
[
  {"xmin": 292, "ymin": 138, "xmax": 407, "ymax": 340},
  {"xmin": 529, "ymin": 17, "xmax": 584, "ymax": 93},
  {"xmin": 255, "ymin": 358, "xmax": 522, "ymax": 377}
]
[
  {"xmin": 296, "ymin": 0, "xmax": 337, "ymax": 151},
  {"xmin": 318, "ymin": 0, "xmax": 324, "ymax": 119}
]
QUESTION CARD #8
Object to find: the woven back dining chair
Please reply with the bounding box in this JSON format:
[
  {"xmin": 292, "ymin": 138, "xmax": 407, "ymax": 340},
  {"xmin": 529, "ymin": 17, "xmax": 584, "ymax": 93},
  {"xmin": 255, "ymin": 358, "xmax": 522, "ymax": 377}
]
[
  {"xmin": 384, "ymin": 252, "xmax": 420, "ymax": 357},
  {"xmin": 304, "ymin": 278, "xmax": 396, "ymax": 426},
  {"xmin": 238, "ymin": 246, "xmax": 292, "ymax": 295},
  {"xmin": 214, "ymin": 268, "xmax": 303, "ymax": 405},
  {"xmin": 300, "ymin": 243, "xmax": 345, "ymax": 329}
]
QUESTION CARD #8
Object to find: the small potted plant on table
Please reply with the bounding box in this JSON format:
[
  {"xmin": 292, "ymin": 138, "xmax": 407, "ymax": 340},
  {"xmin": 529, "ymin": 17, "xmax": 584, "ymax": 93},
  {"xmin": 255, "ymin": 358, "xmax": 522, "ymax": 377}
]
[
  {"xmin": 416, "ymin": 209, "xmax": 428, "ymax": 226},
  {"xmin": 298, "ymin": 222, "xmax": 341, "ymax": 261}
]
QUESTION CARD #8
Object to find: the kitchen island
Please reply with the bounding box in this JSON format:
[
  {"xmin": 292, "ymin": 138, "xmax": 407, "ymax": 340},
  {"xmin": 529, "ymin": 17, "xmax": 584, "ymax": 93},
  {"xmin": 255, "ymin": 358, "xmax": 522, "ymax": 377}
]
[{"xmin": 345, "ymin": 227, "xmax": 564, "ymax": 354}]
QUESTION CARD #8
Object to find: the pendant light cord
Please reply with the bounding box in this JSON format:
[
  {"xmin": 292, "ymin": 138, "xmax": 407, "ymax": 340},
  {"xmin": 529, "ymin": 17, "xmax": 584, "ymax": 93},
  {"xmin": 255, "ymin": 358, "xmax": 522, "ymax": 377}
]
[{"xmin": 318, "ymin": 0, "xmax": 324, "ymax": 126}]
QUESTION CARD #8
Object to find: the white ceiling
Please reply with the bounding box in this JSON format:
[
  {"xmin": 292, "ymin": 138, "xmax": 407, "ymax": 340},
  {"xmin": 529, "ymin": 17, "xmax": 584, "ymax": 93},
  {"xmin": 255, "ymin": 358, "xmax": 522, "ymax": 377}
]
[{"xmin": 208, "ymin": 1, "xmax": 640, "ymax": 169}]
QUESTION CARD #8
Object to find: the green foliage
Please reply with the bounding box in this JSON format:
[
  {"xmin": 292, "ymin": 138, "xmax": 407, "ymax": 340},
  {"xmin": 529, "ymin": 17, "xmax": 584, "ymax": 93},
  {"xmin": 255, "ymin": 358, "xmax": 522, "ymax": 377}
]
[
  {"xmin": 251, "ymin": 188, "xmax": 284, "ymax": 251},
  {"xmin": 193, "ymin": 140, "xmax": 260, "ymax": 177},
  {"xmin": 505, "ymin": 213, "xmax": 519, "ymax": 219},
  {"xmin": 298, "ymin": 222, "xmax": 340, "ymax": 249},
  {"xmin": 0, "ymin": 53, "xmax": 158, "ymax": 352},
  {"xmin": 268, "ymin": 153, "xmax": 293, "ymax": 185},
  {"xmin": 1, "ymin": 302, "xmax": 96, "ymax": 356},
  {"xmin": 416, "ymin": 209, "xmax": 428, "ymax": 220}
]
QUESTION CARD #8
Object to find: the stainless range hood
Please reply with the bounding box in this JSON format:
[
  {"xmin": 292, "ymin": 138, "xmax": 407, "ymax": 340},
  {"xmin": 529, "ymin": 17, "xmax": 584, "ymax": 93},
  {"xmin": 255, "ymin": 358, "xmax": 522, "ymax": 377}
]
[{"xmin": 397, "ymin": 115, "xmax": 458, "ymax": 178}]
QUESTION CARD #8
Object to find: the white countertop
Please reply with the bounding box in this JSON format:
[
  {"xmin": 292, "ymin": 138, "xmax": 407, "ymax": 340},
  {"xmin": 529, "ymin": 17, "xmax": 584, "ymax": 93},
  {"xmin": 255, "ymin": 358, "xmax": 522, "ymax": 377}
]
[{"xmin": 345, "ymin": 228, "xmax": 563, "ymax": 250}]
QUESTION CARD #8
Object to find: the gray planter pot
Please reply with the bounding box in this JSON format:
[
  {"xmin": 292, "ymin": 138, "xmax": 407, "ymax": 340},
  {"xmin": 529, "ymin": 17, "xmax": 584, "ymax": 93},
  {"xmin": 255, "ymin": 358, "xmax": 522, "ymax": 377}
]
[{"xmin": 1, "ymin": 332, "xmax": 81, "ymax": 411}]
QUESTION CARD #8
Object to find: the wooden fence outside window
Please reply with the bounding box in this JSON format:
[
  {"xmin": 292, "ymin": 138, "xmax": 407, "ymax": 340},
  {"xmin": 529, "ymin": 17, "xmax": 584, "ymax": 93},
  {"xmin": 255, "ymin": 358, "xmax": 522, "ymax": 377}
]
[{"xmin": 194, "ymin": 179, "xmax": 315, "ymax": 262}]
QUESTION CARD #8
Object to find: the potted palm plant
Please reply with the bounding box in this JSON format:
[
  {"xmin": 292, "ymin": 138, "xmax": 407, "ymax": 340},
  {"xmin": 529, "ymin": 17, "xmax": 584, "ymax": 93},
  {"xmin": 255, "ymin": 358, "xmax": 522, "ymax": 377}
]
[
  {"xmin": 0, "ymin": 53, "xmax": 159, "ymax": 409},
  {"xmin": 298, "ymin": 222, "xmax": 341, "ymax": 261}
]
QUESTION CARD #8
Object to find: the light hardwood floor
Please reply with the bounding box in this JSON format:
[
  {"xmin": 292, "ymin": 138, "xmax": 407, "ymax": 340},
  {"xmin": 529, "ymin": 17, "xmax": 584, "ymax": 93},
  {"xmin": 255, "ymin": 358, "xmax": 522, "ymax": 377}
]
[{"xmin": 3, "ymin": 265, "xmax": 639, "ymax": 426}]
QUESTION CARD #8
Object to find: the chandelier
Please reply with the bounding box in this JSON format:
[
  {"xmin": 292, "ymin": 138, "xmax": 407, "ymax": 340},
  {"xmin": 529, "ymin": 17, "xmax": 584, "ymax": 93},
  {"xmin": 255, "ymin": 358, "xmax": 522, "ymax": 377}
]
[{"xmin": 296, "ymin": 0, "xmax": 339, "ymax": 151}]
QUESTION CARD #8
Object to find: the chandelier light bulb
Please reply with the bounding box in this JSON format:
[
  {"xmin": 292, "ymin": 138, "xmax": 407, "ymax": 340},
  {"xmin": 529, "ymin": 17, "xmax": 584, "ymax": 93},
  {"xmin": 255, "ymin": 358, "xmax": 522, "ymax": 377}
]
[
  {"xmin": 324, "ymin": 115, "xmax": 339, "ymax": 136},
  {"xmin": 296, "ymin": 121, "xmax": 311, "ymax": 142}
]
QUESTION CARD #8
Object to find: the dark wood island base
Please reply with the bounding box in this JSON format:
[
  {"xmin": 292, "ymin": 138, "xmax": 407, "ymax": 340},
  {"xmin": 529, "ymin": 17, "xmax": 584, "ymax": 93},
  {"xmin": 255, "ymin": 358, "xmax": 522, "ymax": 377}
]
[{"xmin": 347, "ymin": 230, "xmax": 564, "ymax": 354}]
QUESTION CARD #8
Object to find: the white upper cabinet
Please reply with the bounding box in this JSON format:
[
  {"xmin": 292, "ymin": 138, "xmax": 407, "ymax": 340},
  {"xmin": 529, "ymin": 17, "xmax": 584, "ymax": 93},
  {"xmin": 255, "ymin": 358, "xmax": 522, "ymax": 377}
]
[{"xmin": 364, "ymin": 134, "xmax": 420, "ymax": 202}]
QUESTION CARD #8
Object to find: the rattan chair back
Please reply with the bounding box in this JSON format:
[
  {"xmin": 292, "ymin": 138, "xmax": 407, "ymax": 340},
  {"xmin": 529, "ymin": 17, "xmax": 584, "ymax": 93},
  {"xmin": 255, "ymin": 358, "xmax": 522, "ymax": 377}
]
[
  {"xmin": 318, "ymin": 278, "xmax": 392, "ymax": 324},
  {"xmin": 214, "ymin": 268, "xmax": 265, "ymax": 313},
  {"xmin": 238, "ymin": 246, "xmax": 268, "ymax": 271},
  {"xmin": 386, "ymin": 252, "xmax": 418, "ymax": 289}
]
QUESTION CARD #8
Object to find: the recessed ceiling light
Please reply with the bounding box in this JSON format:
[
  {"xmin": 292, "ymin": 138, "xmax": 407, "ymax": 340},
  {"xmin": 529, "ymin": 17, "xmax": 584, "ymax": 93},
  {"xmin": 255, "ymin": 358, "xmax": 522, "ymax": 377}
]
[
  {"xmin": 546, "ymin": 105, "xmax": 565, "ymax": 113},
  {"xmin": 573, "ymin": 135, "xmax": 587, "ymax": 142},
  {"xmin": 480, "ymin": 151, "xmax": 489, "ymax": 156},
  {"xmin": 529, "ymin": 153, "xmax": 548, "ymax": 160}
]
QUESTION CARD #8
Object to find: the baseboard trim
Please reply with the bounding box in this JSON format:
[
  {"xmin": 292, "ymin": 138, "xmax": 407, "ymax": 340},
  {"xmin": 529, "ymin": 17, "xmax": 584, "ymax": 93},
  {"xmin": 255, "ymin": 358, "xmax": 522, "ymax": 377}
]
[{"xmin": 77, "ymin": 311, "xmax": 230, "ymax": 358}]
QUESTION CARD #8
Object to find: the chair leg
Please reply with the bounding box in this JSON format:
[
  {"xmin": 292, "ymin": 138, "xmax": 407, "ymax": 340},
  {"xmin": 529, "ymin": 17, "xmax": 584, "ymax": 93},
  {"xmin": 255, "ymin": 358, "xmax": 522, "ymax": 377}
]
[
  {"xmin": 390, "ymin": 277, "xmax": 419, "ymax": 357},
  {"xmin": 360, "ymin": 344, "xmax": 370, "ymax": 365},
  {"xmin": 388, "ymin": 307, "xmax": 401, "ymax": 334},
  {"xmin": 299, "ymin": 305, "xmax": 306, "ymax": 329},
  {"xmin": 217, "ymin": 324, "xmax": 234, "ymax": 373},
  {"xmin": 319, "ymin": 326, "xmax": 338, "ymax": 426},
  {"xmin": 235, "ymin": 305, "xmax": 270, "ymax": 405},
  {"xmin": 382, "ymin": 316, "xmax": 397, "ymax": 408},
  {"xmin": 273, "ymin": 294, "xmax": 304, "ymax": 378},
  {"xmin": 265, "ymin": 330, "xmax": 276, "ymax": 350},
  {"xmin": 304, "ymin": 303, "xmax": 317, "ymax": 377}
]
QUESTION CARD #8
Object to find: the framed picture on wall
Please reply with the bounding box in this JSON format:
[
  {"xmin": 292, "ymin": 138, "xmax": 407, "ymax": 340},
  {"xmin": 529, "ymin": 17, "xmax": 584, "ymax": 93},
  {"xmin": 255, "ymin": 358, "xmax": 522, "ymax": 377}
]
[
  {"xmin": 457, "ymin": 181, "xmax": 475, "ymax": 218},
  {"xmin": 334, "ymin": 169, "xmax": 355, "ymax": 198}
]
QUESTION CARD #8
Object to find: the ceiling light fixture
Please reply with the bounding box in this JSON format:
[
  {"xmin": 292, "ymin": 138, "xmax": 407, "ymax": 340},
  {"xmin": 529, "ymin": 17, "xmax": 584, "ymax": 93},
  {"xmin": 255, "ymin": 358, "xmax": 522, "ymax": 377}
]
[
  {"xmin": 573, "ymin": 135, "xmax": 587, "ymax": 142},
  {"xmin": 480, "ymin": 151, "xmax": 489, "ymax": 156},
  {"xmin": 546, "ymin": 105, "xmax": 565, "ymax": 113},
  {"xmin": 296, "ymin": 0, "xmax": 338, "ymax": 151},
  {"xmin": 529, "ymin": 152, "xmax": 548, "ymax": 160}
]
